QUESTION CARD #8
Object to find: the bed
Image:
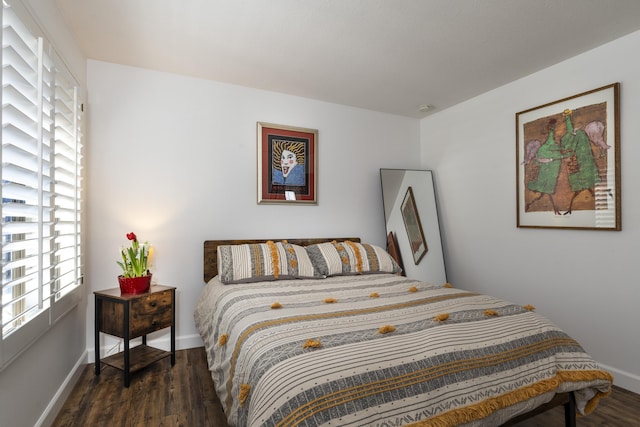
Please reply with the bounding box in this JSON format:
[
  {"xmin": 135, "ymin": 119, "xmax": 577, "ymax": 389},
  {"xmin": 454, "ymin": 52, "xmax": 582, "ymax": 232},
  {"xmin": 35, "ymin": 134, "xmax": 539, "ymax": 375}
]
[{"xmin": 195, "ymin": 238, "xmax": 612, "ymax": 427}]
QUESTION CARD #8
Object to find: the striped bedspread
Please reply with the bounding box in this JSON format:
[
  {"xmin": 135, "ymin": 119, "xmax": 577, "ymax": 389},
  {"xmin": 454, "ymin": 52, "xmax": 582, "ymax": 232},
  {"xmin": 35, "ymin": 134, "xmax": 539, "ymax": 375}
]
[{"xmin": 194, "ymin": 274, "xmax": 612, "ymax": 427}]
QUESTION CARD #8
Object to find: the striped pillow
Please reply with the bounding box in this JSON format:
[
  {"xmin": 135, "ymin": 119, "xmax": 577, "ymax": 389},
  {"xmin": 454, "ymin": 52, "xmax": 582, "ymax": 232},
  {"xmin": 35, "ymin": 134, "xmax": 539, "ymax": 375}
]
[
  {"xmin": 218, "ymin": 241, "xmax": 320, "ymax": 284},
  {"xmin": 306, "ymin": 241, "xmax": 402, "ymax": 277}
]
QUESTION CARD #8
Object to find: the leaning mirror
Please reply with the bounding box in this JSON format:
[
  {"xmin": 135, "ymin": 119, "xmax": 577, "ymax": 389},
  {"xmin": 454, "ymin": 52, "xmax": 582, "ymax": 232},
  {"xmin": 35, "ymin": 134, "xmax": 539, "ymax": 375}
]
[{"xmin": 380, "ymin": 169, "xmax": 447, "ymax": 284}]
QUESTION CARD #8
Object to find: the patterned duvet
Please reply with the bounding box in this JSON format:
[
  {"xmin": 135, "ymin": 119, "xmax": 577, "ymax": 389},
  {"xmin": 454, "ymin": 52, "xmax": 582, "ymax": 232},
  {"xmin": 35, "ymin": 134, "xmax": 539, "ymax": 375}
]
[{"xmin": 194, "ymin": 274, "xmax": 612, "ymax": 427}]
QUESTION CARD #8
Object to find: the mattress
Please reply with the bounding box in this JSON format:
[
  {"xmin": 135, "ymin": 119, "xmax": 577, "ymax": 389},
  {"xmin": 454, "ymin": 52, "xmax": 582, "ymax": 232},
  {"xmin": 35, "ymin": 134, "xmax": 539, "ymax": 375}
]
[{"xmin": 194, "ymin": 273, "xmax": 612, "ymax": 427}]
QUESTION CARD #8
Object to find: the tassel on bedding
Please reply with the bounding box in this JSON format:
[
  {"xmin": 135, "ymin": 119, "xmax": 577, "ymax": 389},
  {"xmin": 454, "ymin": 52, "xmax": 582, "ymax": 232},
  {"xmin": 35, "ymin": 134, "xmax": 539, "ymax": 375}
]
[
  {"xmin": 434, "ymin": 313, "xmax": 449, "ymax": 322},
  {"xmin": 378, "ymin": 325, "xmax": 396, "ymax": 334},
  {"xmin": 303, "ymin": 338, "xmax": 322, "ymax": 349},
  {"xmin": 239, "ymin": 384, "xmax": 251, "ymax": 406},
  {"xmin": 219, "ymin": 334, "xmax": 229, "ymax": 346}
]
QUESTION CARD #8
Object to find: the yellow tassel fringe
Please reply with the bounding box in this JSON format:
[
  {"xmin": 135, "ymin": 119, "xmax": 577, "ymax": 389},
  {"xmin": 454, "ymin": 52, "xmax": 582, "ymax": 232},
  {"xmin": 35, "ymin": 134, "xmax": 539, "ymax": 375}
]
[
  {"xmin": 370, "ymin": 292, "xmax": 379, "ymax": 298},
  {"xmin": 408, "ymin": 286, "xmax": 418, "ymax": 293},
  {"xmin": 238, "ymin": 383, "xmax": 251, "ymax": 407},
  {"xmin": 443, "ymin": 283, "xmax": 453, "ymax": 288},
  {"xmin": 484, "ymin": 309, "xmax": 499, "ymax": 317},
  {"xmin": 345, "ymin": 240, "xmax": 363, "ymax": 273},
  {"xmin": 266, "ymin": 240, "xmax": 280, "ymax": 279},
  {"xmin": 218, "ymin": 334, "xmax": 229, "ymax": 346},
  {"xmin": 302, "ymin": 338, "xmax": 321, "ymax": 349},
  {"xmin": 378, "ymin": 325, "xmax": 396, "ymax": 334},
  {"xmin": 271, "ymin": 302, "xmax": 282, "ymax": 309},
  {"xmin": 523, "ymin": 304, "xmax": 536, "ymax": 311},
  {"xmin": 323, "ymin": 297, "xmax": 337, "ymax": 304},
  {"xmin": 407, "ymin": 370, "xmax": 613, "ymax": 426}
]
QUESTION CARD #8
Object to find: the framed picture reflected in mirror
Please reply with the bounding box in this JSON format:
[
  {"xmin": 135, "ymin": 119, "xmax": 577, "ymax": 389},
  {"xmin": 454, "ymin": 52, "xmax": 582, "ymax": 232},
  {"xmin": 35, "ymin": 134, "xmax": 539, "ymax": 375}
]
[{"xmin": 401, "ymin": 186, "xmax": 428, "ymax": 265}]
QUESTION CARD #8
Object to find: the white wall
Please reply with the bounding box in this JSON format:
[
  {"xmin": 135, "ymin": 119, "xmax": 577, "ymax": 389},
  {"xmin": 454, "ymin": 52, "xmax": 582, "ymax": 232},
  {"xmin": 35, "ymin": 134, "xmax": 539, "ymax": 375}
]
[
  {"xmin": 86, "ymin": 60, "xmax": 420, "ymax": 358},
  {"xmin": 0, "ymin": 1, "xmax": 87, "ymax": 426},
  {"xmin": 420, "ymin": 30, "xmax": 640, "ymax": 393}
]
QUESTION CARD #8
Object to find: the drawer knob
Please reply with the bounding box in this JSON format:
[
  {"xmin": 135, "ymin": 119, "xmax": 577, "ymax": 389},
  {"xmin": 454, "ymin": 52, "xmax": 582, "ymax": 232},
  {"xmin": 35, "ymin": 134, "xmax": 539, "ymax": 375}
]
[{"xmin": 150, "ymin": 301, "xmax": 157, "ymax": 307}]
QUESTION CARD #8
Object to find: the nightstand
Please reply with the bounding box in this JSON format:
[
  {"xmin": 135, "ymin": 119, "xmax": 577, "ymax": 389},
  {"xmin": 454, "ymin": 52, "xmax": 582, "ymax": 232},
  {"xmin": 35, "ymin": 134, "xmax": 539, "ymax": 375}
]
[{"xmin": 94, "ymin": 285, "xmax": 176, "ymax": 387}]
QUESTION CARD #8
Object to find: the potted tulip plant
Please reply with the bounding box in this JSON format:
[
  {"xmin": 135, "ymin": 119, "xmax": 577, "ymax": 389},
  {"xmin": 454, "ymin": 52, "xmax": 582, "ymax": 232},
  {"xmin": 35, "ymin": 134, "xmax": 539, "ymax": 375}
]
[{"xmin": 117, "ymin": 232, "xmax": 152, "ymax": 294}]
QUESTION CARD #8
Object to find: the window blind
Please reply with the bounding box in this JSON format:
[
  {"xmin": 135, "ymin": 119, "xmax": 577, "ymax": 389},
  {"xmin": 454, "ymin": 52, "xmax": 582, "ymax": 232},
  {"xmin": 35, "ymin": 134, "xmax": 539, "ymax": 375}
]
[{"xmin": 1, "ymin": 1, "xmax": 83, "ymax": 369}]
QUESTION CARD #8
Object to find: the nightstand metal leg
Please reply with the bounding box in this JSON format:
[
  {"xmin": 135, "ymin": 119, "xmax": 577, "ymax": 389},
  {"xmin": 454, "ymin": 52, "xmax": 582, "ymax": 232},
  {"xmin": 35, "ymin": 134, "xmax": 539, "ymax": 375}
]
[
  {"xmin": 171, "ymin": 289, "xmax": 176, "ymax": 366},
  {"xmin": 95, "ymin": 295, "xmax": 101, "ymax": 375},
  {"xmin": 124, "ymin": 302, "xmax": 130, "ymax": 387}
]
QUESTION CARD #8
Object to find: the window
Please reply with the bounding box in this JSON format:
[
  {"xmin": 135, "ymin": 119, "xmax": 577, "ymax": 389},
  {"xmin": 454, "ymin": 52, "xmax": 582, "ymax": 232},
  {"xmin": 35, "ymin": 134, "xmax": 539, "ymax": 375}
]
[{"xmin": 1, "ymin": 1, "xmax": 83, "ymax": 369}]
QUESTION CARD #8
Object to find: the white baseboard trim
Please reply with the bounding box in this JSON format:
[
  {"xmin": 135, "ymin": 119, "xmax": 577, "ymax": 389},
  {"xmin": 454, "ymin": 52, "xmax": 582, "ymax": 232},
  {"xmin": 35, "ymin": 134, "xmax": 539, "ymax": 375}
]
[
  {"xmin": 175, "ymin": 334, "xmax": 205, "ymax": 351},
  {"xmin": 36, "ymin": 349, "xmax": 88, "ymax": 427},
  {"xmin": 86, "ymin": 333, "xmax": 204, "ymax": 363},
  {"xmin": 601, "ymin": 362, "xmax": 640, "ymax": 394}
]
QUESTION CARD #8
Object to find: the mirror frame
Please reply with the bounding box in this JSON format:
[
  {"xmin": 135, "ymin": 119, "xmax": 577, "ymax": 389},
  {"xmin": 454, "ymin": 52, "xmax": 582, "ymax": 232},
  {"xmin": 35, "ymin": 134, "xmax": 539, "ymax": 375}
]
[{"xmin": 380, "ymin": 169, "xmax": 447, "ymax": 283}]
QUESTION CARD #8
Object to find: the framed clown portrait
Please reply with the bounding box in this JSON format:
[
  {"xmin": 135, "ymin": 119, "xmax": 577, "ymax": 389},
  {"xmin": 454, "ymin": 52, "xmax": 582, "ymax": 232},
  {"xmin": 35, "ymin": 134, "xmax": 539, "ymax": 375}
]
[
  {"xmin": 257, "ymin": 122, "xmax": 318, "ymax": 204},
  {"xmin": 516, "ymin": 83, "xmax": 620, "ymax": 230}
]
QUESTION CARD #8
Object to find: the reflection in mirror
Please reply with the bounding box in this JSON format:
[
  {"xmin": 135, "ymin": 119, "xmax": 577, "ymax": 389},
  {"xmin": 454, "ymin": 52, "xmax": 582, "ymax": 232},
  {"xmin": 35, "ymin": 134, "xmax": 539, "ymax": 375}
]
[{"xmin": 380, "ymin": 169, "xmax": 447, "ymax": 284}]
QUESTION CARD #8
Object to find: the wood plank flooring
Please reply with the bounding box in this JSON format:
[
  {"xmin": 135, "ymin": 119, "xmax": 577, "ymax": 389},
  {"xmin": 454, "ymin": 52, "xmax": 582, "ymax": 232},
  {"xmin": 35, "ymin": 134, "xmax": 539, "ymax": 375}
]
[
  {"xmin": 53, "ymin": 347, "xmax": 226, "ymax": 427},
  {"xmin": 53, "ymin": 347, "xmax": 640, "ymax": 426}
]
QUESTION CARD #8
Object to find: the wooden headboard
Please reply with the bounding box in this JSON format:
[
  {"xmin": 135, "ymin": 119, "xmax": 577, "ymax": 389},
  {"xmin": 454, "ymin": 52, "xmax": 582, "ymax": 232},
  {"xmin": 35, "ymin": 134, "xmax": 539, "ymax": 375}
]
[{"xmin": 203, "ymin": 237, "xmax": 360, "ymax": 283}]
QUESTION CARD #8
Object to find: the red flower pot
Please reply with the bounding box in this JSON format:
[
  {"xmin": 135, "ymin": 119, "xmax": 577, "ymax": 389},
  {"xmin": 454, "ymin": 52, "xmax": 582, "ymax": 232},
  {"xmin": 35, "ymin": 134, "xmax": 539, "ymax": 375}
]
[{"xmin": 118, "ymin": 274, "xmax": 152, "ymax": 295}]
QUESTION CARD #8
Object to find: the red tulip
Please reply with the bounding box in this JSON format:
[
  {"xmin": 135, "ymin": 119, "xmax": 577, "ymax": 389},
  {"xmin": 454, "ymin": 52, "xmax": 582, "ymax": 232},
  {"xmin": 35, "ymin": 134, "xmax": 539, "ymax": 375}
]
[{"xmin": 118, "ymin": 232, "xmax": 150, "ymax": 278}]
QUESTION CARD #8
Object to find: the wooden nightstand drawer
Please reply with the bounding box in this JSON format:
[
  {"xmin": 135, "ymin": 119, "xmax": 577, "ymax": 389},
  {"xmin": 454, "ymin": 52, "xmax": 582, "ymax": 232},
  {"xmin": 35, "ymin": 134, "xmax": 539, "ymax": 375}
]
[{"xmin": 130, "ymin": 290, "xmax": 173, "ymax": 337}]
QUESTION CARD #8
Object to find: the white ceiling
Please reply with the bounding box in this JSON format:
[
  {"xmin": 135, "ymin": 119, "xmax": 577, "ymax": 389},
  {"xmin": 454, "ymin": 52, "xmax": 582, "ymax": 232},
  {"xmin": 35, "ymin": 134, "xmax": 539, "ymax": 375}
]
[{"xmin": 55, "ymin": 0, "xmax": 640, "ymax": 118}]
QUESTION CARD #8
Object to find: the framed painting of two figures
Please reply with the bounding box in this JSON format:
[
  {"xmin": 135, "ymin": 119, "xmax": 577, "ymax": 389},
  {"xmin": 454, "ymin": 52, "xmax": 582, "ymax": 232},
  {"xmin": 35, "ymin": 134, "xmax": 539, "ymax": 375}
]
[{"xmin": 516, "ymin": 83, "xmax": 620, "ymax": 230}]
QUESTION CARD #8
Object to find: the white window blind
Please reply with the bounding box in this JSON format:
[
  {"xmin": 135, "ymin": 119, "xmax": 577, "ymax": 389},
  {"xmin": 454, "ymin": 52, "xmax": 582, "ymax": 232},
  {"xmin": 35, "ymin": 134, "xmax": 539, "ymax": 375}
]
[{"xmin": 1, "ymin": 1, "xmax": 83, "ymax": 369}]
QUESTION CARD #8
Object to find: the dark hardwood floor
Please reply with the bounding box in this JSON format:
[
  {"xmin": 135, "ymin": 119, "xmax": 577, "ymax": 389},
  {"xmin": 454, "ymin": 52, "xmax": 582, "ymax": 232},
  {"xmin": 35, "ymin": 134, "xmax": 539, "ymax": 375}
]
[
  {"xmin": 53, "ymin": 347, "xmax": 640, "ymax": 426},
  {"xmin": 53, "ymin": 347, "xmax": 227, "ymax": 427}
]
